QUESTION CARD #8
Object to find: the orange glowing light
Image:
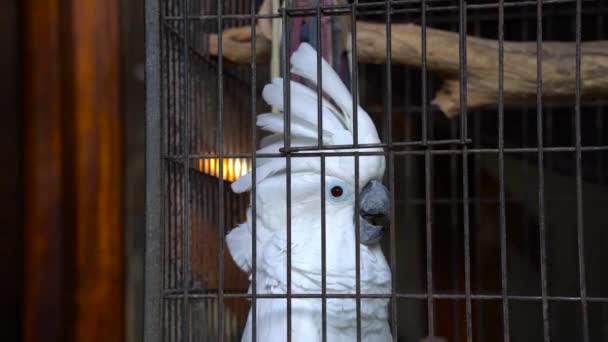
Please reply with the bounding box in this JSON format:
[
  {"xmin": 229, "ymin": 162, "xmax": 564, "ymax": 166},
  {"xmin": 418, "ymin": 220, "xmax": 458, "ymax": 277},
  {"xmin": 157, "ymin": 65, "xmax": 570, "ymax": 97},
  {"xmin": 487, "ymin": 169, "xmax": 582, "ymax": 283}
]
[
  {"xmin": 209, "ymin": 159, "xmax": 216, "ymax": 177},
  {"xmin": 234, "ymin": 158, "xmax": 241, "ymax": 179},
  {"xmin": 198, "ymin": 157, "xmax": 251, "ymax": 182}
]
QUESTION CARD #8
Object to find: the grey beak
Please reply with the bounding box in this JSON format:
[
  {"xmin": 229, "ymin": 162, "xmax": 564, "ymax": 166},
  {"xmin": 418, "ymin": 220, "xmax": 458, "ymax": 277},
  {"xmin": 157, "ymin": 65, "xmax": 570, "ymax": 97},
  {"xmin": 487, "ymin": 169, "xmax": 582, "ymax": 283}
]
[{"xmin": 358, "ymin": 180, "xmax": 390, "ymax": 245}]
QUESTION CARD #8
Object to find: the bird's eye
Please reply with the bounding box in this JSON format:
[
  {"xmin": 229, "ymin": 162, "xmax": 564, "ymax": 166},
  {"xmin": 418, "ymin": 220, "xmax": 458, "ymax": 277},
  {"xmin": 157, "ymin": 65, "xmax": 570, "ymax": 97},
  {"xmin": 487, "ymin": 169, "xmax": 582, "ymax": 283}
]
[
  {"xmin": 330, "ymin": 186, "xmax": 343, "ymax": 198},
  {"xmin": 326, "ymin": 180, "xmax": 350, "ymax": 203}
]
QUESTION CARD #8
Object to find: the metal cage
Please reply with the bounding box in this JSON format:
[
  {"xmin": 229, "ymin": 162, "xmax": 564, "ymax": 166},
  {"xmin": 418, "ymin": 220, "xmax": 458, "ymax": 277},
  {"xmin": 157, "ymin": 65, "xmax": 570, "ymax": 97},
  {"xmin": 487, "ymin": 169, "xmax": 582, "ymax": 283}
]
[{"xmin": 145, "ymin": 0, "xmax": 608, "ymax": 341}]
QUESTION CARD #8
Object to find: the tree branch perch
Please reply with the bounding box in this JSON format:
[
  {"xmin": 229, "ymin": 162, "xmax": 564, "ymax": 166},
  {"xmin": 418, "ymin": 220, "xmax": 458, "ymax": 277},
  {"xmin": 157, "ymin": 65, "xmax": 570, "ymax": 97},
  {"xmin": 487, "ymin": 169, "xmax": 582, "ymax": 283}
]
[{"xmin": 208, "ymin": 21, "xmax": 608, "ymax": 118}]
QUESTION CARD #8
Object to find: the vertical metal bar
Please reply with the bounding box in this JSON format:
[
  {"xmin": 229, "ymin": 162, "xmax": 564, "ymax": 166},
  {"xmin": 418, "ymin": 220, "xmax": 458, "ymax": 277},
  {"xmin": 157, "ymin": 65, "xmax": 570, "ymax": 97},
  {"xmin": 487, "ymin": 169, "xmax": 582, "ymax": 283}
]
[
  {"xmin": 421, "ymin": 0, "xmax": 428, "ymax": 144},
  {"xmin": 351, "ymin": 4, "xmax": 361, "ymax": 338},
  {"xmin": 597, "ymin": 2, "xmax": 605, "ymax": 186},
  {"xmin": 458, "ymin": 4, "xmax": 467, "ymax": 147},
  {"xmin": 449, "ymin": 13, "xmax": 460, "ymax": 337},
  {"xmin": 192, "ymin": 5, "xmax": 201, "ymax": 302},
  {"xmin": 574, "ymin": 0, "xmax": 590, "ymax": 340},
  {"xmin": 424, "ymin": 143, "xmax": 434, "ymax": 339},
  {"xmin": 170, "ymin": 4, "xmax": 177, "ymax": 340},
  {"xmin": 388, "ymin": 149, "xmax": 397, "ymax": 339},
  {"xmin": 145, "ymin": 0, "xmax": 162, "ymax": 341},
  {"xmin": 320, "ymin": 155, "xmax": 327, "ymax": 342},
  {"xmin": 166, "ymin": 161, "xmax": 172, "ymax": 340},
  {"xmin": 420, "ymin": 0, "xmax": 434, "ymax": 338},
  {"xmin": 181, "ymin": 0, "xmax": 191, "ymax": 339},
  {"xmin": 217, "ymin": 1, "xmax": 225, "ymax": 340},
  {"xmin": 171, "ymin": 297, "xmax": 176, "ymax": 341},
  {"xmin": 458, "ymin": 2, "xmax": 472, "ymax": 342},
  {"xmin": 520, "ymin": 5, "xmax": 531, "ymax": 275},
  {"xmin": 190, "ymin": 7, "xmax": 197, "ymax": 163},
  {"xmin": 171, "ymin": 7, "xmax": 179, "ymax": 306},
  {"xmin": 354, "ymin": 155, "xmax": 362, "ymax": 342},
  {"xmin": 316, "ymin": 5, "xmax": 327, "ymax": 341},
  {"xmin": 497, "ymin": 1, "xmax": 510, "ymax": 341},
  {"xmin": 472, "ymin": 15, "xmax": 483, "ymax": 342},
  {"xmin": 545, "ymin": 10, "xmax": 554, "ymax": 172},
  {"xmin": 384, "ymin": 1, "xmax": 398, "ymax": 340},
  {"xmin": 163, "ymin": 7, "xmax": 169, "ymax": 256},
  {"xmin": 316, "ymin": 1, "xmax": 323, "ymax": 148},
  {"xmin": 250, "ymin": 1, "xmax": 258, "ymax": 340},
  {"xmin": 170, "ymin": 170, "xmax": 175, "ymax": 342},
  {"xmin": 351, "ymin": 0, "xmax": 358, "ymax": 145},
  {"xmin": 281, "ymin": 6, "xmax": 292, "ymax": 341},
  {"xmin": 449, "ymin": 125, "xmax": 459, "ymax": 342},
  {"xmin": 536, "ymin": 1, "xmax": 550, "ymax": 341}
]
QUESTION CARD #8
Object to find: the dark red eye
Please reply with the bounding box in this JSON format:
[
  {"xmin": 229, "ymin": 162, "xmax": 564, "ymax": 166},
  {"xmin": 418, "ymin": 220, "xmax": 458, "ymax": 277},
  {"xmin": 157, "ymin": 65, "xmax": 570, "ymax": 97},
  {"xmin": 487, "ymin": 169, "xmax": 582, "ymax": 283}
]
[{"xmin": 330, "ymin": 186, "xmax": 343, "ymax": 198}]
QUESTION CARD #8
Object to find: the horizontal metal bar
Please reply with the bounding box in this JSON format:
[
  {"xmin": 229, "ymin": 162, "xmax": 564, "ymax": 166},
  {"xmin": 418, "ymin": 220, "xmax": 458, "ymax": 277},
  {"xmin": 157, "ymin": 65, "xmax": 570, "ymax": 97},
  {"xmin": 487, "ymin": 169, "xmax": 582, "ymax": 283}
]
[
  {"xmin": 162, "ymin": 6, "xmax": 608, "ymax": 24},
  {"xmin": 394, "ymin": 197, "xmax": 607, "ymax": 205},
  {"xmin": 161, "ymin": 291, "xmax": 608, "ymax": 302},
  {"xmin": 161, "ymin": 0, "xmax": 588, "ymax": 21},
  {"xmin": 279, "ymin": 138, "xmax": 472, "ymax": 153},
  {"xmin": 394, "ymin": 100, "xmax": 608, "ymax": 115},
  {"xmin": 421, "ymin": 146, "xmax": 608, "ymax": 154},
  {"xmin": 167, "ymin": 145, "xmax": 608, "ymax": 160}
]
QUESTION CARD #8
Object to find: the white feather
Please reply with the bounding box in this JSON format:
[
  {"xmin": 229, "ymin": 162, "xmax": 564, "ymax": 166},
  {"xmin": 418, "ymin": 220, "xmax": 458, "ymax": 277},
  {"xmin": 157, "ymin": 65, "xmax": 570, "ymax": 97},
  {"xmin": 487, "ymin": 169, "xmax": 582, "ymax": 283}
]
[
  {"xmin": 260, "ymin": 133, "xmax": 283, "ymax": 148},
  {"xmin": 256, "ymin": 113, "xmax": 332, "ymax": 141},
  {"xmin": 263, "ymin": 78, "xmax": 348, "ymax": 131},
  {"xmin": 290, "ymin": 43, "xmax": 355, "ymax": 128},
  {"xmin": 290, "ymin": 42, "xmax": 380, "ymax": 144}
]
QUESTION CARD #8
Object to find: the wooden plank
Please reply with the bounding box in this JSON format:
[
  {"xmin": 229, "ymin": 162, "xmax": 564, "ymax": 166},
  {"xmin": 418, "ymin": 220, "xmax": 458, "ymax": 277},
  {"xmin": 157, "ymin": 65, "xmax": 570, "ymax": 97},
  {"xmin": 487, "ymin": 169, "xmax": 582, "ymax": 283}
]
[
  {"xmin": 22, "ymin": 0, "xmax": 124, "ymax": 341},
  {"xmin": 66, "ymin": 1, "xmax": 124, "ymax": 341},
  {"xmin": 22, "ymin": 0, "xmax": 66, "ymax": 340}
]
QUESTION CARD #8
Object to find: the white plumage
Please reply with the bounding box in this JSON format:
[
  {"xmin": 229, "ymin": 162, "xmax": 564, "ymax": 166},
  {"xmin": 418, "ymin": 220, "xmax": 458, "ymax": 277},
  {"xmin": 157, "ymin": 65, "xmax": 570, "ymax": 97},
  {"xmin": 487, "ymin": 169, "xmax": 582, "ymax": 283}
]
[{"xmin": 226, "ymin": 42, "xmax": 392, "ymax": 342}]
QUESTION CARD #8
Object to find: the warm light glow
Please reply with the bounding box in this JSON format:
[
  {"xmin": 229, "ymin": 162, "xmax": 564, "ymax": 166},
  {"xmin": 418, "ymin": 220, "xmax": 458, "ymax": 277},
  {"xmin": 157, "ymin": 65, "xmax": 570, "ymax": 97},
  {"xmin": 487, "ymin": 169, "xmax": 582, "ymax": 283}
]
[
  {"xmin": 209, "ymin": 159, "xmax": 216, "ymax": 177},
  {"xmin": 234, "ymin": 158, "xmax": 241, "ymax": 179},
  {"xmin": 228, "ymin": 158, "xmax": 234, "ymax": 181},
  {"xmin": 198, "ymin": 157, "xmax": 251, "ymax": 182}
]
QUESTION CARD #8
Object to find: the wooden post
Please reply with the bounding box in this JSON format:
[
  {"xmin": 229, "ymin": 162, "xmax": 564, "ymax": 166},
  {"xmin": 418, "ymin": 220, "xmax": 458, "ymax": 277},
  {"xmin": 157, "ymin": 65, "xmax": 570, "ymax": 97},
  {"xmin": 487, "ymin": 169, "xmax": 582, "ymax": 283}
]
[
  {"xmin": 67, "ymin": 1, "xmax": 123, "ymax": 341},
  {"xmin": 22, "ymin": 0, "xmax": 67, "ymax": 340},
  {"xmin": 22, "ymin": 0, "xmax": 124, "ymax": 341}
]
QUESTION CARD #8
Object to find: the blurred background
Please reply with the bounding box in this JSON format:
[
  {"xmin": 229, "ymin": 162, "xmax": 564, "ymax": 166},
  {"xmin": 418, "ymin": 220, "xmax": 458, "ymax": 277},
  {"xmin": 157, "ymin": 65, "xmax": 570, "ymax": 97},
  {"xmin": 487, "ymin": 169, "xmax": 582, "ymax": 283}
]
[{"xmin": 1, "ymin": 0, "xmax": 145, "ymax": 341}]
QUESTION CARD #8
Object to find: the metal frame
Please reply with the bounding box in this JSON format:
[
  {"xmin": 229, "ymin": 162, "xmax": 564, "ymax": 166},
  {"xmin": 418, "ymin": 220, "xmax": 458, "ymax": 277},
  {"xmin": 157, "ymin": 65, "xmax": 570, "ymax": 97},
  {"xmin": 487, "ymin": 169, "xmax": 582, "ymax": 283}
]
[
  {"xmin": 145, "ymin": 0, "xmax": 608, "ymax": 341},
  {"xmin": 145, "ymin": 1, "xmax": 162, "ymax": 342}
]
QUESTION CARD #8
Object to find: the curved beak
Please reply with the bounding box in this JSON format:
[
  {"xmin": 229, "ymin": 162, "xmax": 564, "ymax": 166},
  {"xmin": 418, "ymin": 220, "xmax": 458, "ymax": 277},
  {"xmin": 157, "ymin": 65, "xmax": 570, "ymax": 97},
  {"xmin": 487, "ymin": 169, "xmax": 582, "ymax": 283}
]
[{"xmin": 358, "ymin": 180, "xmax": 390, "ymax": 245}]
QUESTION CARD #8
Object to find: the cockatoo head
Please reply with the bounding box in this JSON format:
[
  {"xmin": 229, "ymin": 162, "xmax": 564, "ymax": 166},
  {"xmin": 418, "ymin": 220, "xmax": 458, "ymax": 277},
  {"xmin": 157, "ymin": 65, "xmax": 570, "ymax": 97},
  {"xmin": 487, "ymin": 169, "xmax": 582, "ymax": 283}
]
[{"xmin": 231, "ymin": 42, "xmax": 390, "ymax": 245}]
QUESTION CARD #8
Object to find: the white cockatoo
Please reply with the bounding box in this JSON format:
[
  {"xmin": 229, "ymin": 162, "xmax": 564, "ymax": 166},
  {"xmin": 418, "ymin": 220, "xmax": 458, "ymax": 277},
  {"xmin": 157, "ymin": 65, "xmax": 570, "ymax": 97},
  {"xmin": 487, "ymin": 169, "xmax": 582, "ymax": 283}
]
[{"xmin": 226, "ymin": 42, "xmax": 392, "ymax": 342}]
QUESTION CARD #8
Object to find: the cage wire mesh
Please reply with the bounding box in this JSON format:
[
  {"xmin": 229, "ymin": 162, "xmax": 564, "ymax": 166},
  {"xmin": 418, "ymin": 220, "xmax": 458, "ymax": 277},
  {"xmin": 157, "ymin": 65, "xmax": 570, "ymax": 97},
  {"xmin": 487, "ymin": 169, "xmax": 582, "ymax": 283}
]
[{"xmin": 146, "ymin": 0, "xmax": 608, "ymax": 341}]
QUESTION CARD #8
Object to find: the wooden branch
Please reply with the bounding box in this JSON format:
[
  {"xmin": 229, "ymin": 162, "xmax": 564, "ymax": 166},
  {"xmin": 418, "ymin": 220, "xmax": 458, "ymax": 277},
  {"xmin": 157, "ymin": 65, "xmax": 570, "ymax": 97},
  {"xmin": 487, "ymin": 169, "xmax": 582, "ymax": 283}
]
[
  {"xmin": 208, "ymin": 25, "xmax": 271, "ymax": 64},
  {"xmin": 207, "ymin": 0, "xmax": 272, "ymax": 64},
  {"xmin": 357, "ymin": 22, "xmax": 608, "ymax": 117},
  {"xmin": 208, "ymin": 22, "xmax": 608, "ymax": 118}
]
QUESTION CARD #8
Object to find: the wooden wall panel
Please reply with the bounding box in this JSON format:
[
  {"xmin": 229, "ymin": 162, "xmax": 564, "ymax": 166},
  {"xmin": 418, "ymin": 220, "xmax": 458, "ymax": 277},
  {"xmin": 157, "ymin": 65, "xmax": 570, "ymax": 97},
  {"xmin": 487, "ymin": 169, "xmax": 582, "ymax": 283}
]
[
  {"xmin": 0, "ymin": 0, "xmax": 24, "ymax": 341},
  {"xmin": 22, "ymin": 0, "xmax": 66, "ymax": 341},
  {"xmin": 22, "ymin": 0, "xmax": 124, "ymax": 341},
  {"xmin": 67, "ymin": 1, "xmax": 123, "ymax": 341}
]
